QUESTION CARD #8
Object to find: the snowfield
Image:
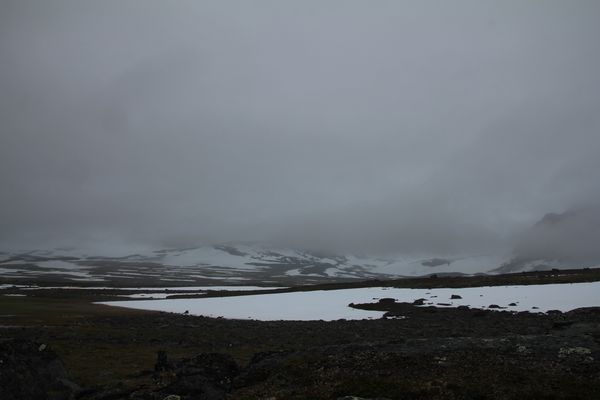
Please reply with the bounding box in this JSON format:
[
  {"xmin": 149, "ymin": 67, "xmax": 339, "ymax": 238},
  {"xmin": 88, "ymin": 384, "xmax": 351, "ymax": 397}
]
[
  {"xmin": 16, "ymin": 285, "xmax": 284, "ymax": 292},
  {"xmin": 100, "ymin": 281, "xmax": 600, "ymax": 321}
]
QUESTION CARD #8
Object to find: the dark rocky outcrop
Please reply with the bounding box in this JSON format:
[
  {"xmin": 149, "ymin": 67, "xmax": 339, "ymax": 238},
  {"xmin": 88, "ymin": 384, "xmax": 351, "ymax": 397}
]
[
  {"xmin": 377, "ymin": 298, "xmax": 396, "ymax": 305},
  {"xmin": 78, "ymin": 352, "xmax": 239, "ymax": 400},
  {"xmin": 154, "ymin": 350, "xmax": 173, "ymax": 373},
  {"xmin": 0, "ymin": 339, "xmax": 80, "ymax": 400}
]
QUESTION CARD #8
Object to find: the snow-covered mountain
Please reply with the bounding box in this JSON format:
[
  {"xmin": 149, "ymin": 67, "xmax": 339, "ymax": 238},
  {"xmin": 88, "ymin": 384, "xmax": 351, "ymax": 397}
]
[
  {"xmin": 0, "ymin": 243, "xmax": 509, "ymax": 285},
  {"xmin": 2, "ymin": 225, "xmax": 597, "ymax": 285}
]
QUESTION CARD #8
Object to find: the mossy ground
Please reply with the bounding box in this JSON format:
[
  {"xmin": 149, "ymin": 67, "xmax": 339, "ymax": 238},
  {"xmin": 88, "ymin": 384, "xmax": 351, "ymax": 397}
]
[{"xmin": 1, "ymin": 270, "xmax": 600, "ymax": 398}]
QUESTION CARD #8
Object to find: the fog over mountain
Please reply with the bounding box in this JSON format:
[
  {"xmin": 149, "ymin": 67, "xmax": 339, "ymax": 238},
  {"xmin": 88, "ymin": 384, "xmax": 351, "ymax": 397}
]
[
  {"xmin": 513, "ymin": 206, "xmax": 600, "ymax": 265},
  {"xmin": 1, "ymin": 1, "xmax": 599, "ymax": 257}
]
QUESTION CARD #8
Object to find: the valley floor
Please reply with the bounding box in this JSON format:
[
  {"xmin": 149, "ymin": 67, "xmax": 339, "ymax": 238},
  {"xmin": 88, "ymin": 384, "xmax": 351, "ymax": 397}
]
[{"xmin": 1, "ymin": 270, "xmax": 600, "ymax": 399}]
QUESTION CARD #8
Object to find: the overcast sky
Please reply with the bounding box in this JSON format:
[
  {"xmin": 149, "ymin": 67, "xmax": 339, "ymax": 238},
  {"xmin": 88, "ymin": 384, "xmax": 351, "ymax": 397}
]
[{"xmin": 1, "ymin": 1, "xmax": 599, "ymax": 254}]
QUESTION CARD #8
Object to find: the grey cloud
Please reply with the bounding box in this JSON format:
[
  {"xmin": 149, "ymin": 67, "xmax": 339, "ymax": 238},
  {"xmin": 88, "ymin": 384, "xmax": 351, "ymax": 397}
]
[
  {"xmin": 1, "ymin": 1, "xmax": 599, "ymax": 254},
  {"xmin": 515, "ymin": 206, "xmax": 600, "ymax": 264}
]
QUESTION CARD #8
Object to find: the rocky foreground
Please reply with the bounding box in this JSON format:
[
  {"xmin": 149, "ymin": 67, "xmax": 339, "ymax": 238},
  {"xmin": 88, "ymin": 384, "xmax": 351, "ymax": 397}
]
[{"xmin": 1, "ymin": 301, "xmax": 600, "ymax": 400}]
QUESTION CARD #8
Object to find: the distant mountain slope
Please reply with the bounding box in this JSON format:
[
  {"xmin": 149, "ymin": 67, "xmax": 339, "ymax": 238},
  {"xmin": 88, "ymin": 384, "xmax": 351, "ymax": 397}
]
[
  {"xmin": 494, "ymin": 206, "xmax": 600, "ymax": 273},
  {"xmin": 0, "ymin": 243, "xmax": 507, "ymax": 285},
  {"xmin": 6, "ymin": 207, "xmax": 597, "ymax": 286}
]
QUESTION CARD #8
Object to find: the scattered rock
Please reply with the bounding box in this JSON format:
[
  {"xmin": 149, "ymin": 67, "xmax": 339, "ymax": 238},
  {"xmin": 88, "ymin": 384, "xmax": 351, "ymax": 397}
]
[
  {"xmin": 558, "ymin": 347, "xmax": 592, "ymax": 357},
  {"xmin": 508, "ymin": 303, "xmax": 517, "ymax": 306},
  {"xmin": 159, "ymin": 353, "xmax": 239, "ymax": 399},
  {"xmin": 412, "ymin": 298, "xmax": 426, "ymax": 306},
  {"xmin": 558, "ymin": 347, "xmax": 594, "ymax": 363},
  {"xmin": 552, "ymin": 320, "xmax": 575, "ymax": 330},
  {"xmin": 516, "ymin": 345, "xmax": 530, "ymax": 354},
  {"xmin": 434, "ymin": 356, "xmax": 448, "ymax": 365},
  {"xmin": 450, "ymin": 294, "xmax": 462, "ymax": 299}
]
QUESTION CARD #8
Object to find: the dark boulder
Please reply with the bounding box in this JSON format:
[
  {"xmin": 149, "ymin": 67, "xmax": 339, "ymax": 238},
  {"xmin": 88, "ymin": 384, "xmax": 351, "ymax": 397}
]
[
  {"xmin": 450, "ymin": 294, "xmax": 462, "ymax": 299},
  {"xmin": 0, "ymin": 339, "xmax": 80, "ymax": 400},
  {"xmin": 155, "ymin": 350, "xmax": 173, "ymax": 373}
]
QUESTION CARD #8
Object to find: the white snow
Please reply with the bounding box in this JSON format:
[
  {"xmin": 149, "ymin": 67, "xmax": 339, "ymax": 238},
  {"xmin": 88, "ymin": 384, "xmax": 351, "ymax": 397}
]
[
  {"xmin": 359, "ymin": 254, "xmax": 507, "ymax": 276},
  {"xmin": 101, "ymin": 289, "xmax": 383, "ymax": 320},
  {"xmin": 67, "ymin": 277, "xmax": 107, "ymax": 282},
  {"xmin": 0, "ymin": 284, "xmax": 33, "ymax": 289},
  {"xmin": 20, "ymin": 285, "xmax": 285, "ymax": 291},
  {"xmin": 118, "ymin": 292, "xmax": 202, "ymax": 299},
  {"xmin": 187, "ymin": 275, "xmax": 252, "ymax": 280},
  {"xmin": 100, "ymin": 282, "xmax": 600, "ymax": 321},
  {"xmin": 408, "ymin": 282, "xmax": 600, "ymax": 312},
  {"xmin": 285, "ymin": 269, "xmax": 302, "ymax": 276},
  {"xmin": 34, "ymin": 260, "xmax": 91, "ymax": 270},
  {"xmin": 159, "ymin": 278, "xmax": 197, "ymax": 282},
  {"xmin": 10, "ymin": 269, "xmax": 96, "ymax": 278},
  {"xmin": 0, "ymin": 260, "xmax": 32, "ymax": 265},
  {"xmin": 0, "ymin": 267, "xmax": 23, "ymax": 274},
  {"xmin": 159, "ymin": 246, "xmax": 273, "ymax": 270}
]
